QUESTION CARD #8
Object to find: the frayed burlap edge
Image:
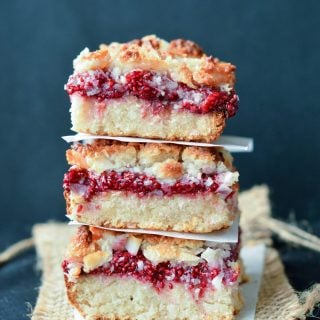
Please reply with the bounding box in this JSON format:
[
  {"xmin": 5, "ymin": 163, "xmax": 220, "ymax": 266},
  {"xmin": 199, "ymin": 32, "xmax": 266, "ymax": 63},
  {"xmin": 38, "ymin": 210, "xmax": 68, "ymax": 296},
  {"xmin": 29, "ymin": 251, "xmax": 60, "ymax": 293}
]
[{"xmin": 28, "ymin": 185, "xmax": 319, "ymax": 319}]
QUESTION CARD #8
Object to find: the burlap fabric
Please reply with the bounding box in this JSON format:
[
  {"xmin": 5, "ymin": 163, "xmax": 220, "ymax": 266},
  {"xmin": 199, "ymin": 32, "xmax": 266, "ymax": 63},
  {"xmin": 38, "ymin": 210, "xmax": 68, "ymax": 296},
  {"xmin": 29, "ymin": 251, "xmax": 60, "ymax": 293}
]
[{"xmin": 30, "ymin": 185, "xmax": 320, "ymax": 319}]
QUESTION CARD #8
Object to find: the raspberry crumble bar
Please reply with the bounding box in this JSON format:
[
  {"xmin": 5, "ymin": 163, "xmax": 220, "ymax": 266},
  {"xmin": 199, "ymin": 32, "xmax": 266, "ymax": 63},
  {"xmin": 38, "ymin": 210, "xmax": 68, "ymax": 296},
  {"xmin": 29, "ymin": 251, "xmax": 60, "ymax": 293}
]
[
  {"xmin": 63, "ymin": 140, "xmax": 239, "ymax": 233},
  {"xmin": 65, "ymin": 35, "xmax": 238, "ymax": 142},
  {"xmin": 63, "ymin": 226, "xmax": 243, "ymax": 320}
]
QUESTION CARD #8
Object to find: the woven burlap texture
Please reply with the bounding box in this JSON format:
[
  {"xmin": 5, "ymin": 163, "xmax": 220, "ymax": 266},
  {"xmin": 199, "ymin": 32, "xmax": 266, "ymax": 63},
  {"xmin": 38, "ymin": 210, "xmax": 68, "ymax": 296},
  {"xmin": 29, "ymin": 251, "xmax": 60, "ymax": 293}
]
[{"xmin": 31, "ymin": 185, "xmax": 319, "ymax": 320}]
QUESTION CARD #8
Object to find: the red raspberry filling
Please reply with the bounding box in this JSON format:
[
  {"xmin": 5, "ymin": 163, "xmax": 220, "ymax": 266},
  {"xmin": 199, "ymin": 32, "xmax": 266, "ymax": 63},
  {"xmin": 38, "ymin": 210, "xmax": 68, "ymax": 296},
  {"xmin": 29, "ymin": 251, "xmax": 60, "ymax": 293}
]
[
  {"xmin": 63, "ymin": 168, "xmax": 221, "ymax": 201},
  {"xmin": 65, "ymin": 70, "xmax": 238, "ymax": 117},
  {"xmin": 62, "ymin": 247, "xmax": 239, "ymax": 298}
]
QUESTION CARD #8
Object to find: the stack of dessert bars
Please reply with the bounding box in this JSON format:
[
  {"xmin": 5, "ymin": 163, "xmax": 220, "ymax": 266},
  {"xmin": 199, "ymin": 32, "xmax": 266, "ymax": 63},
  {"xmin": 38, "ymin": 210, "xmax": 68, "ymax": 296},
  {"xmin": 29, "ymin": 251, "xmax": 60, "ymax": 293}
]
[{"xmin": 62, "ymin": 35, "xmax": 243, "ymax": 320}]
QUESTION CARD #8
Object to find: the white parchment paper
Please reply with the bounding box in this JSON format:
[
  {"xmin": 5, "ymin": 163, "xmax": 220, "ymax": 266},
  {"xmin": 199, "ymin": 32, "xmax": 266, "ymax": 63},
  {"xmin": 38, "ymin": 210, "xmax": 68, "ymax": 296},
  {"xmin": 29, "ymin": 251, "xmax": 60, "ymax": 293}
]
[
  {"xmin": 238, "ymin": 244, "xmax": 266, "ymax": 319},
  {"xmin": 68, "ymin": 215, "xmax": 239, "ymax": 243},
  {"xmin": 62, "ymin": 133, "xmax": 254, "ymax": 153}
]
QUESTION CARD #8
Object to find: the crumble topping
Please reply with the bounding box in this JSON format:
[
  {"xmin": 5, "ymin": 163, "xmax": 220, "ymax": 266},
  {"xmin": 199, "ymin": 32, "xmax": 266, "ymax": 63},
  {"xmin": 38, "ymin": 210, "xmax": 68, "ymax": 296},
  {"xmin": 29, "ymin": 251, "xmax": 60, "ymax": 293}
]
[{"xmin": 72, "ymin": 35, "xmax": 236, "ymax": 89}]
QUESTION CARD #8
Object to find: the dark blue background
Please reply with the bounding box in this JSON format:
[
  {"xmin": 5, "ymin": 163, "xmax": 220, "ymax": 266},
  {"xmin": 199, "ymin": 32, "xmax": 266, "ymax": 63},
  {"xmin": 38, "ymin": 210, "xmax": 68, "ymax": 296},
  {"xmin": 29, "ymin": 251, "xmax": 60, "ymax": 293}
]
[{"xmin": 0, "ymin": 0, "xmax": 319, "ymax": 319}]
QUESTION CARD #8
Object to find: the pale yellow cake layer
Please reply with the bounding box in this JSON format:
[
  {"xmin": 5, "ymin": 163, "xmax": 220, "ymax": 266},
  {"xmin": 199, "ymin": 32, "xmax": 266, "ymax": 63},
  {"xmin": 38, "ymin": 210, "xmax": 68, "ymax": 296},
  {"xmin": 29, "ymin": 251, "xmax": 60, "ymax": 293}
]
[
  {"xmin": 70, "ymin": 95, "xmax": 226, "ymax": 142},
  {"xmin": 66, "ymin": 190, "xmax": 238, "ymax": 233},
  {"xmin": 66, "ymin": 275, "xmax": 243, "ymax": 320}
]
